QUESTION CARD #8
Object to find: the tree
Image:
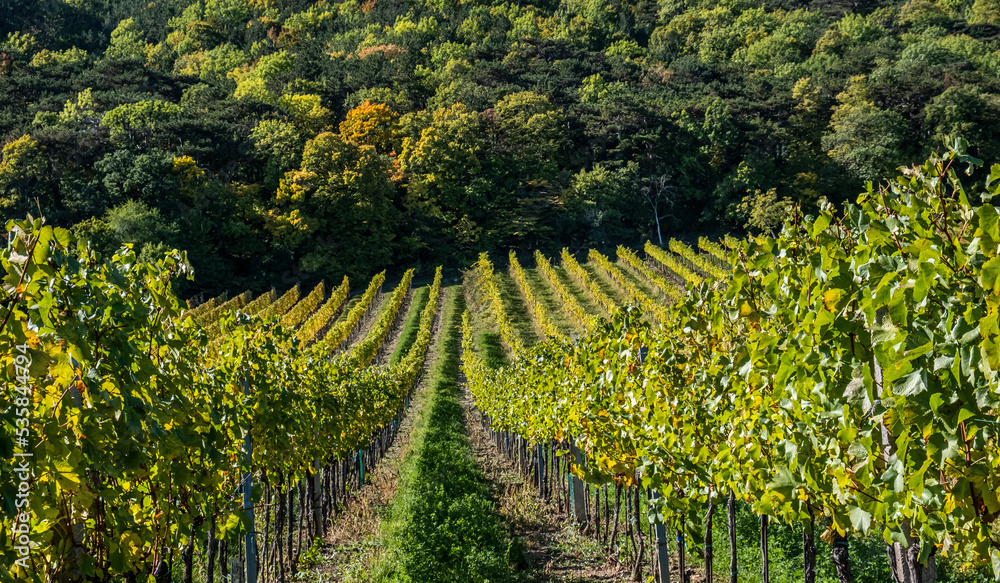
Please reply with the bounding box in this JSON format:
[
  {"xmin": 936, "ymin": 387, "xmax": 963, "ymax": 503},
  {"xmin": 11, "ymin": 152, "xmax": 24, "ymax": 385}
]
[
  {"xmin": 339, "ymin": 99, "xmax": 399, "ymax": 154},
  {"xmin": 105, "ymin": 18, "xmax": 146, "ymax": 60},
  {"xmin": 822, "ymin": 76, "xmax": 907, "ymax": 183},
  {"xmin": 100, "ymin": 100, "xmax": 183, "ymax": 146},
  {"xmin": 0, "ymin": 134, "xmax": 45, "ymax": 212},
  {"xmin": 399, "ymin": 103, "xmax": 485, "ymax": 258},
  {"xmin": 493, "ymin": 91, "xmax": 565, "ymax": 182},
  {"xmin": 640, "ymin": 173, "xmax": 675, "ymax": 246},
  {"xmin": 567, "ymin": 161, "xmax": 641, "ymax": 246},
  {"xmin": 923, "ymin": 86, "xmax": 1000, "ymax": 161},
  {"xmin": 251, "ymin": 119, "xmax": 304, "ymax": 190},
  {"xmin": 268, "ymin": 132, "xmax": 397, "ymax": 279}
]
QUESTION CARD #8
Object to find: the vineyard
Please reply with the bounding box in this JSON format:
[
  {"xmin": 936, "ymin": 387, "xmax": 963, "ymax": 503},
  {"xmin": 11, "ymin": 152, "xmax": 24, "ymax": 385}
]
[{"xmin": 3, "ymin": 142, "xmax": 1000, "ymax": 583}]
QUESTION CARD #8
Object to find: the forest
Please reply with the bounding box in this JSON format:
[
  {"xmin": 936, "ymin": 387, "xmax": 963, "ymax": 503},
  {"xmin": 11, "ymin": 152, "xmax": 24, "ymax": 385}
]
[{"xmin": 3, "ymin": 0, "xmax": 1000, "ymax": 295}]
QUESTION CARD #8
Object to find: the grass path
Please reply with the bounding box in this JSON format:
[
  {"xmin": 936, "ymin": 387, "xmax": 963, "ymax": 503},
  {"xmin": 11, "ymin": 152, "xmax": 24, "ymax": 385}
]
[
  {"xmin": 314, "ymin": 287, "xmax": 523, "ymax": 582},
  {"xmin": 462, "ymin": 388, "xmax": 627, "ymax": 583},
  {"xmin": 382, "ymin": 284, "xmax": 430, "ymax": 366},
  {"xmin": 522, "ymin": 266, "xmax": 578, "ymax": 337},
  {"xmin": 304, "ymin": 286, "xmax": 447, "ymax": 581},
  {"xmin": 495, "ymin": 270, "xmax": 539, "ymax": 348}
]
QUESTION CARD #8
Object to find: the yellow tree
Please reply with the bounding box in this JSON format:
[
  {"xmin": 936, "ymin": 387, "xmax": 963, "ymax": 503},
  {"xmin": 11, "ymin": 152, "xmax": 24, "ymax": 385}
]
[
  {"xmin": 0, "ymin": 135, "xmax": 45, "ymax": 212},
  {"xmin": 339, "ymin": 99, "xmax": 400, "ymax": 154}
]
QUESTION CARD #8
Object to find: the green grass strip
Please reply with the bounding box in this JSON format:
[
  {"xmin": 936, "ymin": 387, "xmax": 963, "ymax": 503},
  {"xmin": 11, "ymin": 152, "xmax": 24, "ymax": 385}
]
[
  {"xmin": 388, "ymin": 285, "xmax": 432, "ymax": 366},
  {"xmin": 369, "ymin": 287, "xmax": 522, "ymax": 583}
]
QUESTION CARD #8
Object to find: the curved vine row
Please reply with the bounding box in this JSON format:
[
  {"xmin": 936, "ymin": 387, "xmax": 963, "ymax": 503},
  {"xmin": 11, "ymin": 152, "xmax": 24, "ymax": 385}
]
[
  {"xmin": 618, "ymin": 245, "xmax": 683, "ymax": 301},
  {"xmin": 698, "ymin": 236, "xmax": 731, "ymax": 267},
  {"xmin": 297, "ymin": 276, "xmax": 350, "ymax": 348},
  {"xmin": 280, "ymin": 281, "xmax": 325, "ymax": 329},
  {"xmin": 590, "ymin": 248, "xmax": 670, "ymax": 322},
  {"xmin": 643, "ymin": 241, "xmax": 704, "ymax": 287},
  {"xmin": 509, "ymin": 251, "xmax": 563, "ymax": 340},
  {"xmin": 668, "ymin": 239, "xmax": 730, "ymax": 280},
  {"xmin": 259, "ymin": 284, "xmax": 300, "ymax": 319},
  {"xmin": 535, "ymin": 250, "xmax": 596, "ymax": 331},
  {"xmin": 560, "ymin": 248, "xmax": 617, "ymax": 317},
  {"xmin": 0, "ymin": 221, "xmax": 416, "ymax": 582},
  {"xmin": 321, "ymin": 272, "xmax": 385, "ymax": 352},
  {"xmin": 474, "ymin": 252, "xmax": 524, "ymax": 355},
  {"xmin": 343, "ymin": 269, "xmax": 415, "ymax": 367}
]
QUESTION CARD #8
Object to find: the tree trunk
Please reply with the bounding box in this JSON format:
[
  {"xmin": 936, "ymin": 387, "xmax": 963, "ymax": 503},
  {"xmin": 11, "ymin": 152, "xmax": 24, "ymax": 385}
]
[
  {"xmin": 760, "ymin": 515, "xmax": 769, "ymax": 583},
  {"xmin": 219, "ymin": 540, "xmax": 229, "ymax": 583},
  {"xmin": 611, "ymin": 483, "xmax": 622, "ymax": 552},
  {"xmin": 182, "ymin": 521, "xmax": 196, "ymax": 583},
  {"xmin": 728, "ymin": 489, "xmax": 737, "ymax": 583},
  {"xmin": 631, "ymin": 487, "xmax": 645, "ymax": 582},
  {"xmin": 832, "ymin": 532, "xmax": 853, "ymax": 583},
  {"xmin": 154, "ymin": 547, "xmax": 170, "ymax": 583},
  {"xmin": 803, "ymin": 514, "xmax": 816, "ymax": 583},
  {"xmin": 705, "ymin": 497, "xmax": 715, "ymax": 583},
  {"xmin": 206, "ymin": 514, "xmax": 217, "ymax": 583},
  {"xmin": 677, "ymin": 522, "xmax": 685, "ymax": 583}
]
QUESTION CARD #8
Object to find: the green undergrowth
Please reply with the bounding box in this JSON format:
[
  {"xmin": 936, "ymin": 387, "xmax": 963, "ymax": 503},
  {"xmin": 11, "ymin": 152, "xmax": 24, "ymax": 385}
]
[
  {"xmin": 388, "ymin": 285, "xmax": 431, "ymax": 366},
  {"xmin": 359, "ymin": 287, "xmax": 525, "ymax": 582},
  {"xmin": 580, "ymin": 262, "xmax": 625, "ymax": 306},
  {"xmin": 494, "ymin": 270, "xmax": 539, "ymax": 348},
  {"xmin": 477, "ymin": 332, "xmax": 507, "ymax": 369},
  {"xmin": 523, "ymin": 266, "xmax": 577, "ymax": 337}
]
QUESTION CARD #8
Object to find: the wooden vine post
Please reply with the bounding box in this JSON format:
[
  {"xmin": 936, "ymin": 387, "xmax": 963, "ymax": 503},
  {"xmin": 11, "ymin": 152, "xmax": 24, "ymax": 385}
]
[
  {"xmin": 241, "ymin": 376, "xmax": 258, "ymax": 583},
  {"xmin": 650, "ymin": 489, "xmax": 671, "ymax": 583},
  {"xmin": 639, "ymin": 346, "xmax": 673, "ymax": 583},
  {"xmin": 568, "ymin": 437, "xmax": 587, "ymax": 525}
]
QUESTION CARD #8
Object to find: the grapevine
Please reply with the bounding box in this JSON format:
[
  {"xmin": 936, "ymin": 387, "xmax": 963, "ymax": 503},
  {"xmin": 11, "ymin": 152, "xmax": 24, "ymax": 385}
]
[
  {"xmin": 321, "ymin": 272, "xmax": 386, "ymax": 352},
  {"xmin": 534, "ymin": 250, "xmax": 597, "ymax": 331},
  {"xmin": 462, "ymin": 142, "xmax": 1000, "ymax": 577},
  {"xmin": 667, "ymin": 239, "xmax": 730, "ymax": 280},
  {"xmin": 297, "ymin": 276, "xmax": 350, "ymax": 347},
  {"xmin": 617, "ymin": 245, "xmax": 683, "ymax": 300},
  {"xmin": 281, "ymin": 281, "xmax": 325, "ymax": 329},
  {"xmin": 473, "ymin": 252, "xmax": 524, "ymax": 355},
  {"xmin": 342, "ymin": 269, "xmax": 415, "ymax": 367},
  {"xmin": 697, "ymin": 236, "xmax": 731, "ymax": 267},
  {"xmin": 590, "ymin": 249, "xmax": 670, "ymax": 322},
  {"xmin": 559, "ymin": 248, "xmax": 617, "ymax": 317},
  {"xmin": 0, "ymin": 221, "xmax": 412, "ymax": 582},
  {"xmin": 508, "ymin": 251, "xmax": 563, "ymax": 340},
  {"xmin": 260, "ymin": 284, "xmax": 300, "ymax": 318},
  {"xmin": 244, "ymin": 288, "xmax": 277, "ymax": 315},
  {"xmin": 642, "ymin": 241, "xmax": 703, "ymax": 287}
]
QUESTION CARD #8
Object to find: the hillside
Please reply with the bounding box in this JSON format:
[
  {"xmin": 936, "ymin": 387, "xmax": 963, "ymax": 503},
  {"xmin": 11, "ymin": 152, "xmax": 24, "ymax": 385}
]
[{"xmin": 3, "ymin": 0, "xmax": 1000, "ymax": 296}]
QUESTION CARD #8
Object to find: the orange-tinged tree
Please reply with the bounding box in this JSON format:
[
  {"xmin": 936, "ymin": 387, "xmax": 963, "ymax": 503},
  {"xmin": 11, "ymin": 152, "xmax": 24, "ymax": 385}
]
[{"xmin": 339, "ymin": 99, "xmax": 400, "ymax": 154}]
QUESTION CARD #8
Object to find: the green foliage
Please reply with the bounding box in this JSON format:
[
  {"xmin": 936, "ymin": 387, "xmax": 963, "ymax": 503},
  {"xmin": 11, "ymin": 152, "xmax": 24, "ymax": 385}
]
[
  {"xmin": 396, "ymin": 291, "xmax": 518, "ymax": 583},
  {"xmin": 7, "ymin": 0, "xmax": 1000, "ymax": 300},
  {"xmin": 105, "ymin": 18, "xmax": 146, "ymax": 60},
  {"xmin": 100, "ymin": 100, "xmax": 183, "ymax": 144},
  {"xmin": 462, "ymin": 142, "xmax": 1000, "ymax": 575}
]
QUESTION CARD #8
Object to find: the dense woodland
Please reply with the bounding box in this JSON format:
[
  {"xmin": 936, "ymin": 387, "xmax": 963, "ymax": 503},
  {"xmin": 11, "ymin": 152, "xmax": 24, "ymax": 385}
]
[{"xmin": 3, "ymin": 0, "xmax": 1000, "ymax": 294}]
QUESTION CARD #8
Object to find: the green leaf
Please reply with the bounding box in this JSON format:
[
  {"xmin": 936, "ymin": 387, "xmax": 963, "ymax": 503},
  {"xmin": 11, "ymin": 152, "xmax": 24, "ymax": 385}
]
[
  {"xmin": 895, "ymin": 371, "xmax": 927, "ymax": 397},
  {"xmin": 812, "ymin": 213, "xmax": 832, "ymax": 238},
  {"xmin": 981, "ymin": 256, "xmax": 1000, "ymax": 294},
  {"xmin": 991, "ymin": 548, "xmax": 1000, "ymax": 578},
  {"xmin": 979, "ymin": 204, "xmax": 1000, "ymax": 241},
  {"xmin": 848, "ymin": 506, "xmax": 871, "ymax": 533}
]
